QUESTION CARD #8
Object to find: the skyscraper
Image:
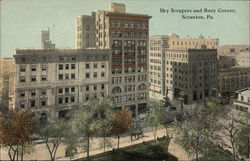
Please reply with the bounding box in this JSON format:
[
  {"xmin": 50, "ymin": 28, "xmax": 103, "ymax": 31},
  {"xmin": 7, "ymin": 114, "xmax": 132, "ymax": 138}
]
[{"xmin": 76, "ymin": 3, "xmax": 151, "ymax": 116}]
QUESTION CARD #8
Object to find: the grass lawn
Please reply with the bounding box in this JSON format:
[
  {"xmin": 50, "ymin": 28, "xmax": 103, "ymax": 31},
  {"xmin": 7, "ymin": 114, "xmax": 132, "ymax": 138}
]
[{"xmin": 89, "ymin": 137, "xmax": 178, "ymax": 161}]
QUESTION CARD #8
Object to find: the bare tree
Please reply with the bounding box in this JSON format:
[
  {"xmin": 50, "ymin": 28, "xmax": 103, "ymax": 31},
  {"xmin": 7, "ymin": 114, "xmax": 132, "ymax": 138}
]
[{"xmin": 221, "ymin": 114, "xmax": 240, "ymax": 161}]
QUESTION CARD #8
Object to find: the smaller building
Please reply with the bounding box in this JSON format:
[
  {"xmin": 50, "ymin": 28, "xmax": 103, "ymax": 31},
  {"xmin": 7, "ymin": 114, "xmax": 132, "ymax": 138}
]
[
  {"xmin": 235, "ymin": 47, "xmax": 250, "ymax": 67},
  {"xmin": 218, "ymin": 67, "xmax": 250, "ymax": 97},
  {"xmin": 234, "ymin": 88, "xmax": 250, "ymax": 113}
]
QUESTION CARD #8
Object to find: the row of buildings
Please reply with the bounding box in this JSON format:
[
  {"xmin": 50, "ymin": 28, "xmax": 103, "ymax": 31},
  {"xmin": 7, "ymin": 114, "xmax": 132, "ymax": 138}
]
[{"xmin": 1, "ymin": 3, "xmax": 249, "ymax": 122}]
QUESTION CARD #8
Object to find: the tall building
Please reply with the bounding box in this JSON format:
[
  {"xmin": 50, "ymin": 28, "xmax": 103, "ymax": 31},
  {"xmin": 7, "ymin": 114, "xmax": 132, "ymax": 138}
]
[
  {"xmin": 41, "ymin": 28, "xmax": 55, "ymax": 49},
  {"xmin": 149, "ymin": 35, "xmax": 219, "ymax": 102},
  {"xmin": 14, "ymin": 49, "xmax": 109, "ymax": 122},
  {"xmin": 0, "ymin": 58, "xmax": 15, "ymax": 113},
  {"xmin": 76, "ymin": 3, "xmax": 151, "ymax": 116},
  {"xmin": 75, "ymin": 13, "xmax": 96, "ymax": 49}
]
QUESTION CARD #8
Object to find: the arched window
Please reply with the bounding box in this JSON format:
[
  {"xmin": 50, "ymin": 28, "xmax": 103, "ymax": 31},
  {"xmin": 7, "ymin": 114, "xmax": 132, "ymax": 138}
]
[
  {"xmin": 112, "ymin": 86, "xmax": 122, "ymax": 94},
  {"xmin": 138, "ymin": 84, "xmax": 146, "ymax": 90},
  {"xmin": 40, "ymin": 113, "xmax": 48, "ymax": 125}
]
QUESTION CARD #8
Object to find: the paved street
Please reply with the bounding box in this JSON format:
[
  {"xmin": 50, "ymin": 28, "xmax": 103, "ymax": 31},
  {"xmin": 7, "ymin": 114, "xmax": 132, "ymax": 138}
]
[{"xmin": 0, "ymin": 127, "xmax": 192, "ymax": 161}]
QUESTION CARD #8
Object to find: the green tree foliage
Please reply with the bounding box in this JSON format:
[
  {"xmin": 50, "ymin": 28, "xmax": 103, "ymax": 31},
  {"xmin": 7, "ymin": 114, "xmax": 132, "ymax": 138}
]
[
  {"xmin": 174, "ymin": 104, "xmax": 219, "ymax": 161},
  {"xmin": 236, "ymin": 117, "xmax": 250, "ymax": 159},
  {"xmin": 0, "ymin": 109, "xmax": 35, "ymax": 161},
  {"xmin": 38, "ymin": 121, "xmax": 68, "ymax": 161},
  {"xmin": 71, "ymin": 98, "xmax": 113, "ymax": 158},
  {"xmin": 146, "ymin": 101, "xmax": 170, "ymax": 142}
]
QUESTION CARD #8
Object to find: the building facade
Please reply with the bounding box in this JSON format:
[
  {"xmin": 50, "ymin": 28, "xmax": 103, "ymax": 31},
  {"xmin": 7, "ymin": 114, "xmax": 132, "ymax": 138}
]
[
  {"xmin": 14, "ymin": 49, "xmax": 109, "ymax": 122},
  {"xmin": 218, "ymin": 67, "xmax": 250, "ymax": 97},
  {"xmin": 41, "ymin": 29, "xmax": 55, "ymax": 49},
  {"xmin": 76, "ymin": 3, "xmax": 151, "ymax": 116},
  {"xmin": 234, "ymin": 88, "xmax": 250, "ymax": 113},
  {"xmin": 163, "ymin": 49, "xmax": 217, "ymax": 104},
  {"xmin": 235, "ymin": 47, "xmax": 250, "ymax": 67},
  {"xmin": 75, "ymin": 13, "xmax": 96, "ymax": 49},
  {"xmin": 149, "ymin": 35, "xmax": 219, "ymax": 102},
  {"xmin": 0, "ymin": 58, "xmax": 15, "ymax": 113}
]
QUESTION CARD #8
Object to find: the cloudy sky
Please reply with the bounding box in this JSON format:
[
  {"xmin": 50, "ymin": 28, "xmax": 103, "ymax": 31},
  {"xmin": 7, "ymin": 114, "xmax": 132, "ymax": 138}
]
[{"xmin": 1, "ymin": 0, "xmax": 249, "ymax": 57}]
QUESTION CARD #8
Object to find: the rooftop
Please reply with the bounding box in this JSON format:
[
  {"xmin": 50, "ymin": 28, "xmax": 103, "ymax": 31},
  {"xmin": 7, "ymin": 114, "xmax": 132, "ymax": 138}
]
[{"xmin": 15, "ymin": 48, "xmax": 109, "ymax": 55}]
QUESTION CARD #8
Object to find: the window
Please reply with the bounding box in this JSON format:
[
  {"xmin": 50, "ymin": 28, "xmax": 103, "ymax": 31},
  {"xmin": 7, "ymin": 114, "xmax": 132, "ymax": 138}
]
[
  {"xmin": 94, "ymin": 93, "xmax": 97, "ymax": 99},
  {"xmin": 101, "ymin": 84, "xmax": 105, "ymax": 89},
  {"xmin": 30, "ymin": 100, "xmax": 36, "ymax": 107},
  {"xmin": 86, "ymin": 73, "xmax": 90, "ymax": 78},
  {"xmin": 65, "ymin": 64, "xmax": 69, "ymax": 70},
  {"xmin": 59, "ymin": 64, "xmax": 63, "ymax": 70},
  {"xmin": 41, "ymin": 65, "xmax": 47, "ymax": 71},
  {"xmin": 19, "ymin": 101, "xmax": 25, "ymax": 108},
  {"xmin": 101, "ymin": 64, "xmax": 105, "ymax": 68},
  {"xmin": 101, "ymin": 72, "xmax": 105, "ymax": 77},
  {"xmin": 86, "ymin": 64, "xmax": 90, "ymax": 69},
  {"xmin": 41, "ymin": 75, "xmax": 47, "ymax": 81},
  {"xmin": 65, "ymin": 88, "xmax": 69, "ymax": 93},
  {"xmin": 101, "ymin": 92, "xmax": 105, "ymax": 97},
  {"xmin": 20, "ymin": 76, "xmax": 25, "ymax": 83},
  {"xmin": 41, "ymin": 89, "xmax": 46, "ymax": 95},
  {"xmin": 20, "ymin": 91, "xmax": 25, "ymax": 97},
  {"xmin": 31, "ymin": 65, "xmax": 36, "ymax": 71},
  {"xmin": 59, "ymin": 88, "xmax": 63, "ymax": 94},
  {"xmin": 94, "ymin": 63, "xmax": 98, "ymax": 68},
  {"xmin": 86, "ymin": 85, "xmax": 89, "ymax": 91},
  {"xmin": 31, "ymin": 90, "xmax": 36, "ymax": 96},
  {"xmin": 58, "ymin": 97, "xmax": 63, "ymax": 104},
  {"xmin": 86, "ymin": 94, "xmax": 89, "ymax": 101},
  {"xmin": 59, "ymin": 74, "xmax": 63, "ymax": 80},
  {"xmin": 94, "ymin": 85, "xmax": 97, "ymax": 90},
  {"xmin": 71, "ymin": 64, "xmax": 75, "ymax": 69},
  {"xmin": 71, "ymin": 87, "xmax": 75, "ymax": 93},
  {"xmin": 65, "ymin": 74, "xmax": 69, "ymax": 79},
  {"xmin": 31, "ymin": 76, "xmax": 36, "ymax": 82},
  {"xmin": 71, "ymin": 73, "xmax": 75, "ymax": 79},
  {"xmin": 41, "ymin": 100, "xmax": 46, "ymax": 106},
  {"xmin": 65, "ymin": 97, "xmax": 69, "ymax": 103},
  {"xmin": 93, "ymin": 72, "xmax": 97, "ymax": 78},
  {"xmin": 20, "ymin": 66, "xmax": 26, "ymax": 72},
  {"xmin": 71, "ymin": 96, "xmax": 75, "ymax": 103},
  {"xmin": 241, "ymin": 96, "xmax": 244, "ymax": 101}
]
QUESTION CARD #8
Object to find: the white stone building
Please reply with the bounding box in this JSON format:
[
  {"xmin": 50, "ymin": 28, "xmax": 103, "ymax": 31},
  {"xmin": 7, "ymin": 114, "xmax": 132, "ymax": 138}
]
[{"xmin": 14, "ymin": 49, "xmax": 109, "ymax": 122}]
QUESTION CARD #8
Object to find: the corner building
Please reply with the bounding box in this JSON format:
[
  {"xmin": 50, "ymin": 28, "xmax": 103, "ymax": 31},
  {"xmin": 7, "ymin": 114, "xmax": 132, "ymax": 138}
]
[
  {"xmin": 149, "ymin": 35, "xmax": 219, "ymax": 102},
  {"xmin": 76, "ymin": 3, "xmax": 151, "ymax": 116}
]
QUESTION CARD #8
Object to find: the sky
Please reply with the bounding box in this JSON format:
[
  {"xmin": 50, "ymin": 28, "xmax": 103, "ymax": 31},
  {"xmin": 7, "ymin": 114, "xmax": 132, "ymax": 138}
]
[{"xmin": 0, "ymin": 0, "xmax": 249, "ymax": 57}]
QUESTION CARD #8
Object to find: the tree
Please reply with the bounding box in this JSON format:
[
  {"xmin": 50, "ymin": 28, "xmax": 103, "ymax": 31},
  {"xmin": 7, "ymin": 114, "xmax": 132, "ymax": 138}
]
[
  {"xmin": 221, "ymin": 113, "xmax": 240, "ymax": 161},
  {"xmin": 64, "ymin": 129, "xmax": 79, "ymax": 161},
  {"xmin": 92, "ymin": 98, "xmax": 114, "ymax": 152},
  {"xmin": 174, "ymin": 104, "xmax": 219, "ymax": 161},
  {"xmin": 111, "ymin": 108, "xmax": 133, "ymax": 149},
  {"xmin": 0, "ymin": 109, "xmax": 35, "ymax": 161},
  {"xmin": 71, "ymin": 98, "xmax": 113, "ymax": 159},
  {"xmin": 38, "ymin": 121, "xmax": 68, "ymax": 161},
  {"xmin": 146, "ymin": 101, "xmax": 169, "ymax": 142},
  {"xmin": 236, "ymin": 117, "xmax": 250, "ymax": 159}
]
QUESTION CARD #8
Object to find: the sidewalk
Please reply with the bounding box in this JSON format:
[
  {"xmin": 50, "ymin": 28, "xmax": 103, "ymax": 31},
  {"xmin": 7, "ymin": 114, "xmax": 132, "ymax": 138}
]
[{"xmin": 0, "ymin": 127, "xmax": 192, "ymax": 161}]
